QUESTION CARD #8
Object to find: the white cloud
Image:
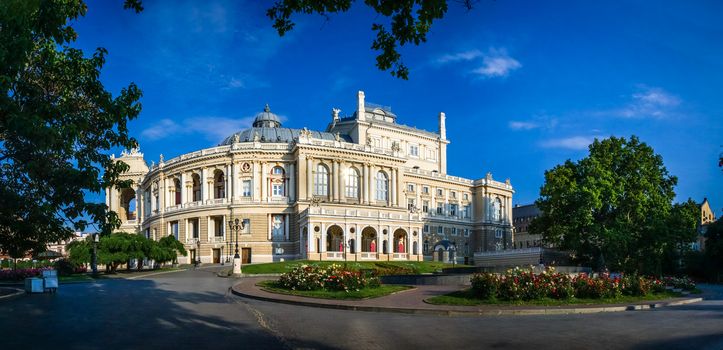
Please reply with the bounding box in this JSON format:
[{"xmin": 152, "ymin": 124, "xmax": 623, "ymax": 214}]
[
  {"xmin": 607, "ymin": 86, "xmax": 681, "ymax": 119},
  {"xmin": 140, "ymin": 119, "xmax": 182, "ymax": 140},
  {"xmin": 227, "ymin": 78, "xmax": 245, "ymax": 89},
  {"xmin": 436, "ymin": 50, "xmax": 483, "ymax": 64},
  {"xmin": 141, "ymin": 116, "xmax": 254, "ymax": 142},
  {"xmin": 540, "ymin": 136, "xmax": 596, "ymax": 150},
  {"xmin": 471, "ymin": 48, "xmax": 522, "ymax": 78},
  {"xmin": 508, "ymin": 121, "xmax": 540, "ymax": 130}
]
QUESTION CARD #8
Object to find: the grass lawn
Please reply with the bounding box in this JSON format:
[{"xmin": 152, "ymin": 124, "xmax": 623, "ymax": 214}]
[
  {"xmin": 426, "ymin": 288, "xmax": 684, "ymax": 306},
  {"xmin": 258, "ymin": 280, "xmax": 412, "ymax": 300},
  {"xmin": 241, "ymin": 260, "xmax": 468, "ymax": 275}
]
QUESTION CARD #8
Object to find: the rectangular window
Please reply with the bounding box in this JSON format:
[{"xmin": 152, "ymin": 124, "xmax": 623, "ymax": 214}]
[
  {"xmin": 451, "ymin": 191, "xmax": 457, "ymax": 199},
  {"xmin": 450, "ymin": 204, "xmax": 458, "ymax": 217},
  {"xmin": 437, "ymin": 188, "xmax": 443, "ymax": 196},
  {"xmin": 346, "ymin": 169, "xmax": 359, "ymax": 198},
  {"xmin": 423, "ymin": 186, "xmax": 429, "ymax": 194},
  {"xmin": 170, "ymin": 221, "xmax": 179, "ymax": 239},
  {"xmin": 407, "ymin": 199, "xmax": 416, "ymax": 211},
  {"xmin": 436, "ymin": 203, "xmax": 443, "ymax": 215},
  {"xmin": 437, "ymin": 226, "xmax": 443, "ymax": 235},
  {"xmin": 409, "ymin": 144, "xmax": 419, "ymax": 157},
  {"xmin": 407, "ymin": 184, "xmax": 415, "ymax": 192},
  {"xmin": 271, "ymin": 215, "xmax": 285, "ymax": 241},
  {"xmin": 422, "ymin": 200, "xmax": 429, "ymax": 213},
  {"xmin": 463, "ymin": 193, "xmax": 469, "ymax": 201},
  {"xmin": 242, "ymin": 180, "xmax": 252, "ymax": 197},
  {"xmin": 463, "ymin": 205, "xmax": 470, "ymax": 218},
  {"xmin": 451, "ymin": 227, "xmax": 457, "ymax": 236},
  {"xmin": 242, "ymin": 218, "xmax": 251, "ymax": 234},
  {"xmin": 495, "ymin": 230, "xmax": 503, "ymax": 239},
  {"xmin": 464, "ymin": 228, "xmax": 470, "ymax": 237},
  {"xmin": 423, "ymin": 224, "xmax": 429, "ymax": 233},
  {"xmin": 272, "ymin": 183, "xmax": 284, "ymax": 197}
]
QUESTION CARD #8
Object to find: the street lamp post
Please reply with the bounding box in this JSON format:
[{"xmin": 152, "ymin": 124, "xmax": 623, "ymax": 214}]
[
  {"xmin": 91, "ymin": 233, "xmax": 99, "ymax": 277},
  {"xmin": 228, "ymin": 218, "xmax": 245, "ymax": 275}
]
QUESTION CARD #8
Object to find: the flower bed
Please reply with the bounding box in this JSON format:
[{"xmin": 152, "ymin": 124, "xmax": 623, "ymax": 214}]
[
  {"xmin": 277, "ymin": 264, "xmax": 381, "ymax": 292},
  {"xmin": 0, "ymin": 268, "xmax": 53, "ymax": 281},
  {"xmin": 470, "ymin": 267, "xmax": 695, "ymax": 301}
]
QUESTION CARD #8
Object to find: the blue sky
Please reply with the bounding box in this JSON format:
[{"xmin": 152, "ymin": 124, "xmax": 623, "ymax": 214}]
[{"xmin": 74, "ymin": 0, "xmax": 722, "ymax": 213}]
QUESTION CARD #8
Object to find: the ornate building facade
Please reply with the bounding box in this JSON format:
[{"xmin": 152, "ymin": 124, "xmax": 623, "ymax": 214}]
[{"xmin": 106, "ymin": 91, "xmax": 514, "ymax": 264}]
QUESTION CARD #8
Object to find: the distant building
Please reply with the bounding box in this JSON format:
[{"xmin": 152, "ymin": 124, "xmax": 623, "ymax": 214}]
[
  {"xmin": 693, "ymin": 198, "xmax": 717, "ymax": 251},
  {"xmin": 512, "ymin": 204, "xmax": 541, "ymax": 249},
  {"xmin": 46, "ymin": 232, "xmax": 91, "ymax": 258}
]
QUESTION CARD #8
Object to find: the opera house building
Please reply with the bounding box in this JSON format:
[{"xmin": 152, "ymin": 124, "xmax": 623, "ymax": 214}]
[{"xmin": 107, "ymin": 91, "xmax": 514, "ymax": 265}]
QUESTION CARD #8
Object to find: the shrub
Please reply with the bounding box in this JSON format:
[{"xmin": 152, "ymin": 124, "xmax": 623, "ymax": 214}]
[
  {"xmin": 54, "ymin": 259, "xmax": 85, "ymax": 276},
  {"xmin": 0, "ymin": 268, "xmax": 53, "ymax": 281},
  {"xmin": 277, "ymin": 264, "xmax": 381, "ymax": 292},
  {"xmin": 470, "ymin": 273, "xmax": 498, "ymax": 299},
  {"xmin": 663, "ymin": 276, "xmax": 696, "ymax": 291}
]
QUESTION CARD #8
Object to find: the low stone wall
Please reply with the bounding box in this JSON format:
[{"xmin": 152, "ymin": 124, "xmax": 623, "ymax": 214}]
[{"xmin": 380, "ymin": 274, "xmax": 471, "ymax": 286}]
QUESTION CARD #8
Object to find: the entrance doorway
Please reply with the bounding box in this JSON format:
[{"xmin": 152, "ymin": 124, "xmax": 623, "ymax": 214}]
[
  {"xmin": 212, "ymin": 249, "xmax": 220, "ymax": 264},
  {"xmin": 241, "ymin": 248, "xmax": 251, "ymax": 264},
  {"xmin": 190, "ymin": 249, "xmax": 197, "ymax": 263}
]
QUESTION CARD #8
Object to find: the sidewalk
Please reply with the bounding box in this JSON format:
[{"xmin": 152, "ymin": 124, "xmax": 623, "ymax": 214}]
[{"xmin": 231, "ymin": 277, "xmax": 703, "ymax": 316}]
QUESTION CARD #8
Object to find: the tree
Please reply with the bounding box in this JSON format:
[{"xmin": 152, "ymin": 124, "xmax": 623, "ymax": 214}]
[
  {"xmin": 0, "ymin": 1, "xmax": 142, "ymax": 258},
  {"xmin": 67, "ymin": 238, "xmax": 92, "ymax": 265},
  {"xmin": 150, "ymin": 235, "xmax": 187, "ymax": 266},
  {"xmin": 703, "ymin": 219, "xmax": 723, "ymax": 281},
  {"xmin": 97, "ymin": 232, "xmax": 146, "ymax": 273},
  {"xmin": 266, "ymin": 0, "xmax": 451, "ymax": 79},
  {"xmin": 529, "ymin": 136, "xmax": 686, "ymax": 275}
]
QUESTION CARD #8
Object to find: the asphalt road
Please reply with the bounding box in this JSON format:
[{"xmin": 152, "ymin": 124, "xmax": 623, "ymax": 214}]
[{"xmin": 1, "ymin": 267, "xmax": 722, "ymax": 350}]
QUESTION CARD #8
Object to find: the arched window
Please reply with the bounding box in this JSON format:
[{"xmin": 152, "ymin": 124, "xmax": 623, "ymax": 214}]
[
  {"xmin": 314, "ymin": 164, "xmax": 329, "ymax": 196},
  {"xmin": 345, "ymin": 167, "xmax": 360, "ymax": 199},
  {"xmin": 272, "ymin": 166, "xmax": 284, "ymax": 175},
  {"xmin": 375, "ymin": 171, "xmax": 388, "ymax": 201},
  {"xmin": 174, "ymin": 179, "xmax": 181, "ymax": 205},
  {"xmin": 492, "ymin": 197, "xmax": 502, "ymax": 222},
  {"xmin": 214, "ymin": 170, "xmax": 225, "ymax": 199}
]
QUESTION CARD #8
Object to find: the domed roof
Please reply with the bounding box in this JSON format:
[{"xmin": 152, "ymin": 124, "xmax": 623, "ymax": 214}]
[
  {"xmin": 252, "ymin": 104, "xmax": 282, "ymax": 128},
  {"xmin": 220, "ymin": 105, "xmax": 351, "ymax": 145}
]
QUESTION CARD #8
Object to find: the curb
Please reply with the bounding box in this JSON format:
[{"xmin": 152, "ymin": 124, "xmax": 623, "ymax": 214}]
[
  {"xmin": 0, "ymin": 287, "xmax": 25, "ymax": 301},
  {"xmin": 231, "ymin": 282, "xmax": 705, "ymax": 317}
]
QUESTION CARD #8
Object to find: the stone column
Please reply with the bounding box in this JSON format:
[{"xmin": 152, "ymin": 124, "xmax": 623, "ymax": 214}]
[
  {"xmin": 307, "ymin": 222, "xmax": 314, "ymax": 252},
  {"xmin": 369, "ymin": 165, "xmax": 376, "ymax": 203},
  {"xmin": 298, "ymin": 154, "xmax": 306, "ymax": 200},
  {"xmin": 261, "ymin": 162, "xmax": 268, "ymax": 202},
  {"xmin": 355, "ymin": 226, "xmax": 361, "ymax": 253},
  {"xmin": 362, "ymin": 163, "xmax": 368, "ymax": 204},
  {"xmin": 136, "ymin": 184, "xmax": 142, "ymax": 222},
  {"xmin": 331, "ymin": 160, "xmax": 338, "ymax": 201},
  {"xmin": 338, "ymin": 162, "xmax": 345, "ymax": 203},
  {"xmin": 225, "ymin": 164, "xmax": 231, "ymax": 200},
  {"xmin": 252, "ymin": 161, "xmax": 260, "ymax": 202},
  {"xmin": 200, "ymin": 168, "xmax": 207, "ymax": 201},
  {"xmin": 390, "ymin": 168, "xmax": 396, "ymax": 207},
  {"xmin": 179, "ymin": 173, "xmax": 187, "ymax": 205},
  {"xmin": 286, "ymin": 163, "xmax": 296, "ymax": 202},
  {"xmin": 320, "ymin": 223, "xmax": 326, "ymax": 253},
  {"xmin": 306, "ymin": 157, "xmax": 313, "ymax": 199},
  {"xmin": 232, "ymin": 162, "xmax": 239, "ymax": 202}
]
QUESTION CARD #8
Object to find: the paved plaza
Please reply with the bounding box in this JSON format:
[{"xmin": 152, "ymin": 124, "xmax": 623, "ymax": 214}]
[{"xmin": 1, "ymin": 267, "xmax": 722, "ymax": 350}]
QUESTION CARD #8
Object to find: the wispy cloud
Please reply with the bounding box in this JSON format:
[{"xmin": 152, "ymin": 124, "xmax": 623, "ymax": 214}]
[
  {"xmin": 471, "ymin": 48, "xmax": 522, "ymax": 78},
  {"xmin": 435, "ymin": 50, "xmax": 483, "ymax": 64},
  {"xmin": 509, "ymin": 121, "xmax": 540, "ymax": 130},
  {"xmin": 540, "ymin": 136, "xmax": 597, "ymax": 150},
  {"xmin": 603, "ymin": 86, "xmax": 681, "ymax": 119},
  {"xmin": 433, "ymin": 47, "xmax": 521, "ymax": 78},
  {"xmin": 509, "ymin": 115, "xmax": 558, "ymax": 131},
  {"xmin": 141, "ymin": 116, "xmax": 254, "ymax": 142}
]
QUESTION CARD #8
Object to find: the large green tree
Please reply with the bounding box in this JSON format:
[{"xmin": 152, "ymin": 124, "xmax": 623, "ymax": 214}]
[
  {"xmin": 529, "ymin": 136, "xmax": 694, "ymax": 274},
  {"xmin": 0, "ymin": 0, "xmax": 142, "ymax": 258}
]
